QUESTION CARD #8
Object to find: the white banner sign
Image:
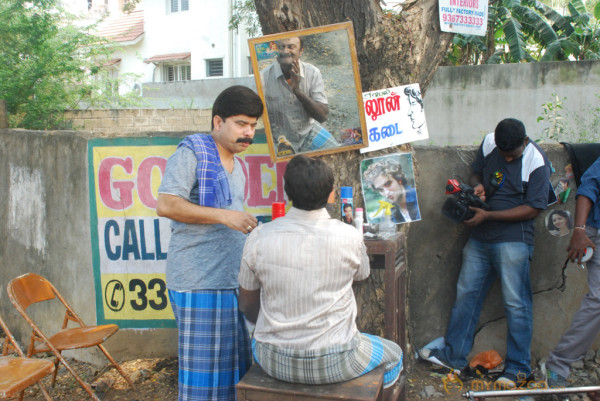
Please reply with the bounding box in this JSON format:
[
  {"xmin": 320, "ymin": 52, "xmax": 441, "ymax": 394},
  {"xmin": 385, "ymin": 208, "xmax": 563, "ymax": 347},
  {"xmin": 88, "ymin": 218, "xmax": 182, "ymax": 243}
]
[
  {"xmin": 360, "ymin": 84, "xmax": 429, "ymax": 153},
  {"xmin": 439, "ymin": 0, "xmax": 488, "ymax": 36}
]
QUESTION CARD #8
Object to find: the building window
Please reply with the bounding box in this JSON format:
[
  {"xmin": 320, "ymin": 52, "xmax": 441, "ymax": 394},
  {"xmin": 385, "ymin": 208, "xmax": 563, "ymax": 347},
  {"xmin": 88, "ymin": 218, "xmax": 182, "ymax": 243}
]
[
  {"xmin": 206, "ymin": 59, "xmax": 223, "ymax": 77},
  {"xmin": 163, "ymin": 64, "xmax": 191, "ymax": 82},
  {"xmin": 248, "ymin": 57, "xmax": 253, "ymax": 75},
  {"xmin": 169, "ymin": 0, "xmax": 189, "ymax": 13}
]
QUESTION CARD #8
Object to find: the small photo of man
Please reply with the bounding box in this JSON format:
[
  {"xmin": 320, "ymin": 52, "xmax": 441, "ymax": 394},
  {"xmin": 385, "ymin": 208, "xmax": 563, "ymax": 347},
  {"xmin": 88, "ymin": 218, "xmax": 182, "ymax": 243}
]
[
  {"xmin": 342, "ymin": 203, "xmax": 353, "ymax": 224},
  {"xmin": 360, "ymin": 153, "xmax": 421, "ymax": 225}
]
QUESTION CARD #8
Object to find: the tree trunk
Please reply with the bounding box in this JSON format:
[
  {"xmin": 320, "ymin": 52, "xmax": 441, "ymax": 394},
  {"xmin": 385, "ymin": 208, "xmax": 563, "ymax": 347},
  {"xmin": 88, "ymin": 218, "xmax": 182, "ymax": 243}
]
[
  {"xmin": 253, "ymin": 0, "xmax": 452, "ymax": 340},
  {"xmin": 253, "ymin": 0, "xmax": 453, "ymax": 94}
]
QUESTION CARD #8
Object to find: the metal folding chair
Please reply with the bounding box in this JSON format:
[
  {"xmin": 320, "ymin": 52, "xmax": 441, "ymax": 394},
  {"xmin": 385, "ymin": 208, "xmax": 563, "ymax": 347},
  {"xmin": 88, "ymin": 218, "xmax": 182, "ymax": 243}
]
[
  {"xmin": 0, "ymin": 313, "xmax": 55, "ymax": 401},
  {"xmin": 7, "ymin": 273, "xmax": 134, "ymax": 401}
]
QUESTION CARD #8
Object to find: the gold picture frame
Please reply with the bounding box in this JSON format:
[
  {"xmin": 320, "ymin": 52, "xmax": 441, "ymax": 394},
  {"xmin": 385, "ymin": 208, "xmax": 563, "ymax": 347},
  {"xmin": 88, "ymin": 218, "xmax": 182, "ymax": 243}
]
[{"xmin": 249, "ymin": 21, "xmax": 368, "ymax": 162}]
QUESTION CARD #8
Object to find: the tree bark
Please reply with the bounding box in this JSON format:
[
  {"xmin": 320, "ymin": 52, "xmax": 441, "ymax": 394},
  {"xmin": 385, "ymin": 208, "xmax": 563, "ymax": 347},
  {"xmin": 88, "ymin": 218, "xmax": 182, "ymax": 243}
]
[
  {"xmin": 253, "ymin": 0, "xmax": 453, "ymax": 94},
  {"xmin": 253, "ymin": 0, "xmax": 453, "ymax": 340}
]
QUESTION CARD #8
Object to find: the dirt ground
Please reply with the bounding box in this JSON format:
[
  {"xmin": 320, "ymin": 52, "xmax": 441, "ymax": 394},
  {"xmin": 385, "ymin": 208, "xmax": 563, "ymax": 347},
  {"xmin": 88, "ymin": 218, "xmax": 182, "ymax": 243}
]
[
  {"xmin": 11, "ymin": 352, "xmax": 600, "ymax": 400},
  {"xmin": 12, "ymin": 355, "xmax": 536, "ymax": 401}
]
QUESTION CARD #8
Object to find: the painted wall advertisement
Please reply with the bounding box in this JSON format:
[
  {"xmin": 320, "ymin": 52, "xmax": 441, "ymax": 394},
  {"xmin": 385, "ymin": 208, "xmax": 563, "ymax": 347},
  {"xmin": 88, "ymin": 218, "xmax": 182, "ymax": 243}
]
[
  {"xmin": 438, "ymin": 0, "xmax": 488, "ymax": 36},
  {"xmin": 88, "ymin": 134, "xmax": 287, "ymax": 328},
  {"xmin": 361, "ymin": 83, "xmax": 429, "ymax": 153}
]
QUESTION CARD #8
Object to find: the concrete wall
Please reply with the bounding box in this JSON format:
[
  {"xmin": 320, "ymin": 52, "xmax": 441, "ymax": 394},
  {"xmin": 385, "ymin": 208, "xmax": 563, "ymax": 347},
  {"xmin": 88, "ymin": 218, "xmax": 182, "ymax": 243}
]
[
  {"xmin": 0, "ymin": 127, "xmax": 590, "ymax": 367},
  {"xmin": 0, "ymin": 129, "xmax": 181, "ymax": 365},
  {"xmin": 133, "ymin": 60, "xmax": 600, "ymax": 145},
  {"xmin": 424, "ymin": 60, "xmax": 600, "ymax": 145},
  {"xmin": 141, "ymin": 76, "xmax": 256, "ymax": 109}
]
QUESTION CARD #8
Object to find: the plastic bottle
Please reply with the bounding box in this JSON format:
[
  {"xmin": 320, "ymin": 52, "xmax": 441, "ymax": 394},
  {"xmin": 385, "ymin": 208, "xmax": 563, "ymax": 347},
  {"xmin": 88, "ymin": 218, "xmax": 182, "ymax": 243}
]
[
  {"xmin": 354, "ymin": 208, "xmax": 364, "ymax": 233},
  {"xmin": 374, "ymin": 200, "xmax": 396, "ymax": 237}
]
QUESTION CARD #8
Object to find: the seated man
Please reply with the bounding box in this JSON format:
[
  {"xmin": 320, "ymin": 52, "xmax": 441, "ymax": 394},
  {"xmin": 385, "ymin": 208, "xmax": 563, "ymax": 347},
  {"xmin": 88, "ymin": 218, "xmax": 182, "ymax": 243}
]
[{"xmin": 238, "ymin": 155, "xmax": 403, "ymax": 399}]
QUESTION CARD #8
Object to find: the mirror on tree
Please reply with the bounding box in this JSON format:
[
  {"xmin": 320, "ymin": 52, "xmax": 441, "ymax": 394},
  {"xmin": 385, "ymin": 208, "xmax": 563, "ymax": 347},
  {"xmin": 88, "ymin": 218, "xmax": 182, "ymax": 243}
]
[{"xmin": 249, "ymin": 21, "xmax": 368, "ymax": 162}]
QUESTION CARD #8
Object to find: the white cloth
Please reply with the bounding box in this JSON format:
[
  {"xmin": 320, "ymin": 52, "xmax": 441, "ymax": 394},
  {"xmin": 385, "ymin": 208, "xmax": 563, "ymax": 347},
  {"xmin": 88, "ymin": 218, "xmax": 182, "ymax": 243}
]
[
  {"xmin": 239, "ymin": 207, "xmax": 370, "ymax": 350},
  {"xmin": 261, "ymin": 60, "xmax": 327, "ymax": 152}
]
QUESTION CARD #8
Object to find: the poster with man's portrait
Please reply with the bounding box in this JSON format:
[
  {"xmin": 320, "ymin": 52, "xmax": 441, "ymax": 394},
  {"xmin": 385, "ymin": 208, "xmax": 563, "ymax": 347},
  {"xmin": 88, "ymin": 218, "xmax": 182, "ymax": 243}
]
[
  {"xmin": 360, "ymin": 83, "xmax": 429, "ymax": 153},
  {"xmin": 360, "ymin": 153, "xmax": 422, "ymax": 225}
]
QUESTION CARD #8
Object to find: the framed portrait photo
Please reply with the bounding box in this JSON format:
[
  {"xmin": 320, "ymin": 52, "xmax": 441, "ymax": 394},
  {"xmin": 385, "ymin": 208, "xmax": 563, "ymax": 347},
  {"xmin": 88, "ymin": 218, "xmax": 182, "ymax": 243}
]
[{"xmin": 248, "ymin": 21, "xmax": 368, "ymax": 162}]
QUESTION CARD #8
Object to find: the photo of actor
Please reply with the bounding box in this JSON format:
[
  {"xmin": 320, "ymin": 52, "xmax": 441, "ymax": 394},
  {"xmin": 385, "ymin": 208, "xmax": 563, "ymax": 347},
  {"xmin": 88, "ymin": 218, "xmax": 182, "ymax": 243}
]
[
  {"xmin": 362, "ymin": 156, "xmax": 421, "ymax": 224},
  {"xmin": 261, "ymin": 36, "xmax": 338, "ymax": 155}
]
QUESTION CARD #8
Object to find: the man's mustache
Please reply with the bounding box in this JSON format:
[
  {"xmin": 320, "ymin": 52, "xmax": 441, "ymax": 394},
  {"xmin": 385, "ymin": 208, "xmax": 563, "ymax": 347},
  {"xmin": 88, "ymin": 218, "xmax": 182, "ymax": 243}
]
[{"xmin": 236, "ymin": 137, "xmax": 253, "ymax": 144}]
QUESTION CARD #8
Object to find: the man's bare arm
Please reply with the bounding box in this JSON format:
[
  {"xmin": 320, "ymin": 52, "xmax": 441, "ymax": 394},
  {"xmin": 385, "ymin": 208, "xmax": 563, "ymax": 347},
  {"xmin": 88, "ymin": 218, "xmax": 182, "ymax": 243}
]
[
  {"xmin": 156, "ymin": 193, "xmax": 257, "ymax": 233},
  {"xmin": 239, "ymin": 287, "xmax": 260, "ymax": 324},
  {"xmin": 464, "ymin": 204, "xmax": 540, "ymax": 227}
]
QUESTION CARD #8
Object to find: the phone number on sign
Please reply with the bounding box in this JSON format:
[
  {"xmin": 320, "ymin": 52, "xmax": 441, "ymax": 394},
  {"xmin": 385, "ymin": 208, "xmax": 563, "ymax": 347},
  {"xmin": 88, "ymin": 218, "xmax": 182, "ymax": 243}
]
[{"xmin": 442, "ymin": 14, "xmax": 484, "ymax": 26}]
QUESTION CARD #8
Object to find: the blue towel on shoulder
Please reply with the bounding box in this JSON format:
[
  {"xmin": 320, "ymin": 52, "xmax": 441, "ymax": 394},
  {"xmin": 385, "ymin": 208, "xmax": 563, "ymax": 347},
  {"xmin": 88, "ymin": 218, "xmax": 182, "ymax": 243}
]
[{"xmin": 178, "ymin": 133, "xmax": 232, "ymax": 208}]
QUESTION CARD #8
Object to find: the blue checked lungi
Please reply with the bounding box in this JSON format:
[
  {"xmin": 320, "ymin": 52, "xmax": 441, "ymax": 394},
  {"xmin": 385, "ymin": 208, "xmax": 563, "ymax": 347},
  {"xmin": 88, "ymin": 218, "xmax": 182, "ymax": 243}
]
[
  {"xmin": 252, "ymin": 333, "xmax": 403, "ymax": 388},
  {"xmin": 169, "ymin": 289, "xmax": 251, "ymax": 401}
]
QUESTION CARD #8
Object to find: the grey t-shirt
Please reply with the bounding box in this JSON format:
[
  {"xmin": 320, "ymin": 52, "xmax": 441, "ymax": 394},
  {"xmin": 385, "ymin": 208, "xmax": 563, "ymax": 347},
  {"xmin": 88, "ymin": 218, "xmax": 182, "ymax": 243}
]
[{"xmin": 158, "ymin": 146, "xmax": 247, "ymax": 291}]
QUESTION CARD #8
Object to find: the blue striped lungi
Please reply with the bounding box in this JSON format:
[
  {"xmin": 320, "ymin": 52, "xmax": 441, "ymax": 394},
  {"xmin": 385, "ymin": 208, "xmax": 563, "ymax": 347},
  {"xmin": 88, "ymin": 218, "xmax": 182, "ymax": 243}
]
[
  {"xmin": 252, "ymin": 333, "xmax": 403, "ymax": 388},
  {"xmin": 169, "ymin": 289, "xmax": 251, "ymax": 401}
]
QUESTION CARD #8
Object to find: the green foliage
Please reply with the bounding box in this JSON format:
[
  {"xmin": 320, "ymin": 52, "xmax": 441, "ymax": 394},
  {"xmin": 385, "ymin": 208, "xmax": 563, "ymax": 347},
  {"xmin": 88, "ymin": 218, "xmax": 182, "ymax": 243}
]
[
  {"xmin": 0, "ymin": 0, "xmax": 141, "ymax": 130},
  {"xmin": 537, "ymin": 93, "xmax": 566, "ymax": 141},
  {"xmin": 537, "ymin": 93, "xmax": 600, "ymax": 143},
  {"xmin": 445, "ymin": 0, "xmax": 600, "ymax": 65},
  {"xmin": 228, "ymin": 0, "xmax": 262, "ymax": 38}
]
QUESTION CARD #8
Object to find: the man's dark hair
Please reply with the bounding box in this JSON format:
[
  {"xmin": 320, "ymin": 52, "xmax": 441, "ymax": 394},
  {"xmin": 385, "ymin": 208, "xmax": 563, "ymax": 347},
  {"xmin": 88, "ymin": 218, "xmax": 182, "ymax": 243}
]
[
  {"xmin": 284, "ymin": 155, "xmax": 333, "ymax": 211},
  {"xmin": 495, "ymin": 118, "xmax": 526, "ymax": 151},
  {"xmin": 343, "ymin": 204, "xmax": 352, "ymax": 212},
  {"xmin": 211, "ymin": 85, "xmax": 264, "ymax": 130}
]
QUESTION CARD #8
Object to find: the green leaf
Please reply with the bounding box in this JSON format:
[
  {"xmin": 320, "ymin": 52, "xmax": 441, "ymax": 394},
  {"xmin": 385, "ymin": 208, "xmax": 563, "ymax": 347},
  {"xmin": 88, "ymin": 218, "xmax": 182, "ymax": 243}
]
[
  {"xmin": 568, "ymin": 0, "xmax": 587, "ymax": 16},
  {"xmin": 595, "ymin": 2, "xmax": 600, "ymax": 20},
  {"xmin": 503, "ymin": 17, "xmax": 529, "ymax": 61}
]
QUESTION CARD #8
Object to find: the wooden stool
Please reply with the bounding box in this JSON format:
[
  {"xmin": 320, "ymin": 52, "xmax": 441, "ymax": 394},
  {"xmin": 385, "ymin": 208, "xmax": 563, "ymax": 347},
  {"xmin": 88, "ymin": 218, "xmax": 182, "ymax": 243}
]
[{"xmin": 236, "ymin": 364, "xmax": 385, "ymax": 401}]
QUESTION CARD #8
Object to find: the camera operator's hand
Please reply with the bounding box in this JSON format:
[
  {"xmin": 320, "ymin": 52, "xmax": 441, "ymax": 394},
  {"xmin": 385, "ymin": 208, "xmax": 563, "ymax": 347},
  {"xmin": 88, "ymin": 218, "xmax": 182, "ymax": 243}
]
[
  {"xmin": 473, "ymin": 183, "xmax": 486, "ymax": 202},
  {"xmin": 464, "ymin": 206, "xmax": 488, "ymax": 227}
]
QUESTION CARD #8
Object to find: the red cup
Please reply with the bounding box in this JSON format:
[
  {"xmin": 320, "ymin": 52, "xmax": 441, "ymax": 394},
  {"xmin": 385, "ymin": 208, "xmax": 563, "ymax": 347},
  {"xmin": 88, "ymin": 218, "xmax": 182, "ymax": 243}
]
[{"xmin": 272, "ymin": 202, "xmax": 286, "ymax": 220}]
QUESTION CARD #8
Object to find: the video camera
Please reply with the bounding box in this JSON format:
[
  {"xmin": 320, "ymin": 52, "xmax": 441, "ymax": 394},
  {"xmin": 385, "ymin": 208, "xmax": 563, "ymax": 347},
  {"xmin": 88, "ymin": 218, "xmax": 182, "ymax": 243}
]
[{"xmin": 442, "ymin": 179, "xmax": 491, "ymax": 224}]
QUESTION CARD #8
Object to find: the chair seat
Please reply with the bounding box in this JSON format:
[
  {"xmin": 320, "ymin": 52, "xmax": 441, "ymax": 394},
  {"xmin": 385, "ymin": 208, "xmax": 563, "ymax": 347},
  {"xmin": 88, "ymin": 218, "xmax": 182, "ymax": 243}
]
[
  {"xmin": 237, "ymin": 364, "xmax": 385, "ymax": 401},
  {"xmin": 0, "ymin": 356, "xmax": 55, "ymax": 397},
  {"xmin": 34, "ymin": 324, "xmax": 119, "ymax": 353}
]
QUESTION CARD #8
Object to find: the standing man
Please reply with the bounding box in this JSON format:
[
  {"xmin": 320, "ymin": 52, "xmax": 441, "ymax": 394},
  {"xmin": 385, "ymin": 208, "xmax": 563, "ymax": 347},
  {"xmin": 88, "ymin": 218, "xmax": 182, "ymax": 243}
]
[
  {"xmin": 238, "ymin": 155, "xmax": 403, "ymax": 401},
  {"xmin": 363, "ymin": 158, "xmax": 421, "ymax": 223},
  {"xmin": 156, "ymin": 85, "xmax": 263, "ymax": 401},
  {"xmin": 543, "ymin": 157, "xmax": 600, "ymax": 390},
  {"xmin": 261, "ymin": 36, "xmax": 338, "ymax": 155},
  {"xmin": 419, "ymin": 118, "xmax": 552, "ymax": 388}
]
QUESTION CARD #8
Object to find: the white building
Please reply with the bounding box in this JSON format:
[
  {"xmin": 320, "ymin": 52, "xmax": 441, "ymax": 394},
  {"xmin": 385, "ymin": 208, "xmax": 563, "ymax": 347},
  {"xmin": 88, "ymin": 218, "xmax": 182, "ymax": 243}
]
[{"xmin": 65, "ymin": 0, "xmax": 255, "ymax": 98}]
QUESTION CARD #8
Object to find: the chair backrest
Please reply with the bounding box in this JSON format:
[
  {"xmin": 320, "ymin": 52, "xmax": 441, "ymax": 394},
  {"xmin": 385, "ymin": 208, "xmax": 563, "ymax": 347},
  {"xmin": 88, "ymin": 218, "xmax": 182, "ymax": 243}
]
[
  {"xmin": 0, "ymin": 314, "xmax": 25, "ymax": 357},
  {"xmin": 8, "ymin": 273, "xmax": 57, "ymax": 311}
]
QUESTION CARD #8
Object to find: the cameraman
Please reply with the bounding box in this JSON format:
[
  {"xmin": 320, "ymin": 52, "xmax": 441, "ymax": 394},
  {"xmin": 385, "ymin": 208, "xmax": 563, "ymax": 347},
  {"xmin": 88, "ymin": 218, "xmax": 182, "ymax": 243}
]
[{"xmin": 419, "ymin": 118, "xmax": 552, "ymax": 388}]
